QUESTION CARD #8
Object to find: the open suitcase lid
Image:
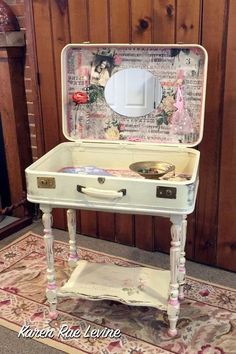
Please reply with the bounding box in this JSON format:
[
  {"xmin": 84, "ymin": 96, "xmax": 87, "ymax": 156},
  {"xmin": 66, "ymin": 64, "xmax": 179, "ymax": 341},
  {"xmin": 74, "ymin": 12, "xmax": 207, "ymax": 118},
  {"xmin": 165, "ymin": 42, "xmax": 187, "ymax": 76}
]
[{"xmin": 61, "ymin": 44, "xmax": 208, "ymax": 148}]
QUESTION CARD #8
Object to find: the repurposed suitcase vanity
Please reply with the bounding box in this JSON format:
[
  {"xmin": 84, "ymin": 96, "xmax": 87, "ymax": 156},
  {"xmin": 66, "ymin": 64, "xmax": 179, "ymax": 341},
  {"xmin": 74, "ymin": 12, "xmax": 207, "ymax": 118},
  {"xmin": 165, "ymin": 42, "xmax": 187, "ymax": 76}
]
[{"xmin": 25, "ymin": 44, "xmax": 207, "ymax": 336}]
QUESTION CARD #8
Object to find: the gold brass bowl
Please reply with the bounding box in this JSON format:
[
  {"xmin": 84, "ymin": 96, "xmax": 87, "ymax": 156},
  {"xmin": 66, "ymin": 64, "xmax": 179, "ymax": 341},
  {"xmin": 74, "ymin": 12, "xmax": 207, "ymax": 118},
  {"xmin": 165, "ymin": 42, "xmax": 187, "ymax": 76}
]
[{"xmin": 129, "ymin": 161, "xmax": 175, "ymax": 179}]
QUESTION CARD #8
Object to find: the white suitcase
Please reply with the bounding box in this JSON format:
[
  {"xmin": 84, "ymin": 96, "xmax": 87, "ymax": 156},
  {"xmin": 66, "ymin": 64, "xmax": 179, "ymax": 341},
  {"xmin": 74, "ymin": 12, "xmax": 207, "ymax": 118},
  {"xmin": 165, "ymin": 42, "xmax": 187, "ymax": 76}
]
[{"xmin": 25, "ymin": 44, "xmax": 208, "ymax": 336}]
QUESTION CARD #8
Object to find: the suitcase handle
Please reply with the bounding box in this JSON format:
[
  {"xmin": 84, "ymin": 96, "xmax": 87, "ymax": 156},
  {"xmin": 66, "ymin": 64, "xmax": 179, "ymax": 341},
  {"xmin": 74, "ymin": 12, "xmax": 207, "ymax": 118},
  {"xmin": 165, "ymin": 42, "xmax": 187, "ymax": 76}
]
[{"xmin": 77, "ymin": 185, "xmax": 126, "ymax": 200}]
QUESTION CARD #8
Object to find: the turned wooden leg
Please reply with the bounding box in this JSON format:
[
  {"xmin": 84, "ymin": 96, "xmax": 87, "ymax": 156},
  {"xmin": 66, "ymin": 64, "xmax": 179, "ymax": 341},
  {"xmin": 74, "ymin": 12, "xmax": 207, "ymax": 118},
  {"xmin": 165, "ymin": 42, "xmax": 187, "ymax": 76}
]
[
  {"xmin": 178, "ymin": 215, "xmax": 187, "ymax": 300},
  {"xmin": 41, "ymin": 204, "xmax": 58, "ymax": 320},
  {"xmin": 67, "ymin": 209, "xmax": 78, "ymax": 267},
  {"xmin": 167, "ymin": 215, "xmax": 181, "ymax": 337}
]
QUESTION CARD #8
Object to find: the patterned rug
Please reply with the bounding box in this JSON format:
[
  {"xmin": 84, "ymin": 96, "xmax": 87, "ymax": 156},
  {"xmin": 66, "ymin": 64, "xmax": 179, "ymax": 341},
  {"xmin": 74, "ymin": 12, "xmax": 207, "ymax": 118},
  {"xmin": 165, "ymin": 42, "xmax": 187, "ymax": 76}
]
[{"xmin": 0, "ymin": 232, "xmax": 235, "ymax": 354}]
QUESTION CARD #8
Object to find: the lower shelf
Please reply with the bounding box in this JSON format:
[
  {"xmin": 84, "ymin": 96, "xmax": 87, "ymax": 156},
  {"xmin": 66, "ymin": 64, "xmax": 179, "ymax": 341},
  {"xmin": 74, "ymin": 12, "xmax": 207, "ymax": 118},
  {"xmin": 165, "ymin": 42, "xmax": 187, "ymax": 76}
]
[{"xmin": 58, "ymin": 260, "xmax": 170, "ymax": 310}]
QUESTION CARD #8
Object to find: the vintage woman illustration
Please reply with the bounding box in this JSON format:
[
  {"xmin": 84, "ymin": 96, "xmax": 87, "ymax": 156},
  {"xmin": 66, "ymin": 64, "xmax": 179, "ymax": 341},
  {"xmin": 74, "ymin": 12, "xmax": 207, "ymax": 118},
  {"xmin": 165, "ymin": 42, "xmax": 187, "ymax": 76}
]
[
  {"xmin": 90, "ymin": 51, "xmax": 116, "ymax": 87},
  {"xmin": 90, "ymin": 59, "xmax": 111, "ymax": 87}
]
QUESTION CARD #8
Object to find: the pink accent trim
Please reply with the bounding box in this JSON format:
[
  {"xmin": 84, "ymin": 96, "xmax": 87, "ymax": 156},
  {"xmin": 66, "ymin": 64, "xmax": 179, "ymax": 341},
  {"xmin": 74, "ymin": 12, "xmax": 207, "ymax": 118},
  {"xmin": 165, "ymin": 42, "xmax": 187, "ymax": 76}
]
[
  {"xmin": 44, "ymin": 229, "xmax": 51, "ymax": 234},
  {"xmin": 49, "ymin": 311, "xmax": 58, "ymax": 320},
  {"xmin": 69, "ymin": 254, "xmax": 78, "ymax": 260},
  {"xmin": 167, "ymin": 328, "xmax": 177, "ymax": 337},
  {"xmin": 47, "ymin": 283, "xmax": 56, "ymax": 290},
  {"xmin": 178, "ymin": 265, "xmax": 185, "ymax": 272},
  {"xmin": 168, "ymin": 298, "xmax": 179, "ymax": 306}
]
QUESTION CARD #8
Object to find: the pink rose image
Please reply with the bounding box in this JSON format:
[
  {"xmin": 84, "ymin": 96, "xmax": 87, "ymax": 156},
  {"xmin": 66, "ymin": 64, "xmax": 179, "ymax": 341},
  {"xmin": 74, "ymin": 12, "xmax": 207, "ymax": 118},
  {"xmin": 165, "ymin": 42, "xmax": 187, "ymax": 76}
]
[{"xmin": 72, "ymin": 91, "xmax": 89, "ymax": 104}]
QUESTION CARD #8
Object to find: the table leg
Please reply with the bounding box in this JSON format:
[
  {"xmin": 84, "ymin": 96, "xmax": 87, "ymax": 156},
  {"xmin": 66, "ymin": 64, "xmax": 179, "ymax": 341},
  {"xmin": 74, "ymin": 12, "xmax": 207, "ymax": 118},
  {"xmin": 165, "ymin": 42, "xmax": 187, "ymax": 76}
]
[
  {"xmin": 67, "ymin": 209, "xmax": 78, "ymax": 267},
  {"xmin": 167, "ymin": 215, "xmax": 181, "ymax": 337},
  {"xmin": 41, "ymin": 204, "xmax": 58, "ymax": 320},
  {"xmin": 178, "ymin": 215, "xmax": 187, "ymax": 300}
]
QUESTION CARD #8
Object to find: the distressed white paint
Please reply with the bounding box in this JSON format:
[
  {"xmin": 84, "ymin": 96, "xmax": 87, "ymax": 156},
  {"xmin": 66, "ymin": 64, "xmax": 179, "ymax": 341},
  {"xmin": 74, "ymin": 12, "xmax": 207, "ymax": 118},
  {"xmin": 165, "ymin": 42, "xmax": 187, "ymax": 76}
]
[{"xmin": 67, "ymin": 209, "xmax": 78, "ymax": 267}]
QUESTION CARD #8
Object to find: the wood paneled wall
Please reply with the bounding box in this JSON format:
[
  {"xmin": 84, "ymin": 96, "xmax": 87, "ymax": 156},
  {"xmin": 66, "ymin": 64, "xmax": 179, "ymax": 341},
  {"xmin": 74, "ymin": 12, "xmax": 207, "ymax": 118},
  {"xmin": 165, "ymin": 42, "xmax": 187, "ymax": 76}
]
[{"xmin": 26, "ymin": 0, "xmax": 236, "ymax": 271}]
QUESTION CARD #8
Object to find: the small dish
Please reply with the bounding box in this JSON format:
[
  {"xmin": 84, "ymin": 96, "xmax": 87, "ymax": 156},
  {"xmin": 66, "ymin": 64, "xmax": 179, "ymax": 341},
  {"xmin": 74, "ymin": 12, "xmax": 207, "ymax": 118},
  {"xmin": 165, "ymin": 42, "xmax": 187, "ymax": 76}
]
[{"xmin": 129, "ymin": 161, "xmax": 175, "ymax": 179}]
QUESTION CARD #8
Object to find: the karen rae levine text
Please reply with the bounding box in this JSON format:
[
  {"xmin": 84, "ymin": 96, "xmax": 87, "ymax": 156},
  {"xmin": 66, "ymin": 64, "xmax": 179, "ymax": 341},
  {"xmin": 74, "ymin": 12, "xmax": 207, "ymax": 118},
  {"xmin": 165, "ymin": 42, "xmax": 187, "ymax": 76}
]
[{"xmin": 18, "ymin": 324, "xmax": 121, "ymax": 339}]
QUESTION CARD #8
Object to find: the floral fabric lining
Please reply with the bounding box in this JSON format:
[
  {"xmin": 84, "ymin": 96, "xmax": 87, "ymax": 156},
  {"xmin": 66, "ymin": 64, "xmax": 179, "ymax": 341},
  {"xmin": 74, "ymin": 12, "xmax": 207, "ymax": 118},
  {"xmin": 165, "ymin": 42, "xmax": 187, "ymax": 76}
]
[{"xmin": 59, "ymin": 166, "xmax": 192, "ymax": 181}]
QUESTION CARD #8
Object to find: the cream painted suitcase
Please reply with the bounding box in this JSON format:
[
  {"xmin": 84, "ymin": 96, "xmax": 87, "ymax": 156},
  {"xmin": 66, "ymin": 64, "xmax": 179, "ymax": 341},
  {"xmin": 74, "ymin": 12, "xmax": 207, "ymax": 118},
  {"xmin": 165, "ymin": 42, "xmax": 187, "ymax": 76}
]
[{"xmin": 25, "ymin": 44, "xmax": 207, "ymax": 336}]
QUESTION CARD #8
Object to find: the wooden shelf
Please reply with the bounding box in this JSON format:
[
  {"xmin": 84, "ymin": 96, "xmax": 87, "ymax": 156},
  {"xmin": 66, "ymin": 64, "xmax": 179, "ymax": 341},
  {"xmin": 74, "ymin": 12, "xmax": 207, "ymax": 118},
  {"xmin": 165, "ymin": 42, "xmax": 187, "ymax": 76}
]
[{"xmin": 58, "ymin": 260, "xmax": 170, "ymax": 310}]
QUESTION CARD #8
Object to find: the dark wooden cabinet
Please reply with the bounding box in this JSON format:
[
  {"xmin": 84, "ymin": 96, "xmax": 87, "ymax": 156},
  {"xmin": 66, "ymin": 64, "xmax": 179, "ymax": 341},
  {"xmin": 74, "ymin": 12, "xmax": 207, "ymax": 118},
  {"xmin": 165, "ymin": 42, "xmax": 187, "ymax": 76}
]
[
  {"xmin": 0, "ymin": 32, "xmax": 32, "ymax": 237},
  {"xmin": 25, "ymin": 0, "xmax": 236, "ymax": 271}
]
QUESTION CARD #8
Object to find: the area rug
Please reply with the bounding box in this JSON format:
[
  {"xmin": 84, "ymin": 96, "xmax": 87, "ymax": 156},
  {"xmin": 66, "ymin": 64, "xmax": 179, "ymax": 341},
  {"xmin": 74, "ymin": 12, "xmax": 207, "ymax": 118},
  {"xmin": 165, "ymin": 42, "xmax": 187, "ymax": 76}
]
[{"xmin": 0, "ymin": 232, "xmax": 235, "ymax": 354}]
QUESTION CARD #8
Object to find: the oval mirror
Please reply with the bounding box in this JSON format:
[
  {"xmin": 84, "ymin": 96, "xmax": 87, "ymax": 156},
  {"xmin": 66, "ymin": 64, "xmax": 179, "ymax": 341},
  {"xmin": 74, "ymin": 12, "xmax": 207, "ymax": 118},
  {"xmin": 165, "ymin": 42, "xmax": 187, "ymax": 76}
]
[{"xmin": 104, "ymin": 68, "xmax": 162, "ymax": 117}]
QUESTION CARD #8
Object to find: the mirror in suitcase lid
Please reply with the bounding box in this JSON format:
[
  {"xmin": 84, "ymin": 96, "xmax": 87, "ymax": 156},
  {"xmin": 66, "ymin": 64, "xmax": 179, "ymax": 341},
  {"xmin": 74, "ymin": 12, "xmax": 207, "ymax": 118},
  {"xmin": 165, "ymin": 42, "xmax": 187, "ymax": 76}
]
[{"xmin": 58, "ymin": 44, "xmax": 207, "ymax": 181}]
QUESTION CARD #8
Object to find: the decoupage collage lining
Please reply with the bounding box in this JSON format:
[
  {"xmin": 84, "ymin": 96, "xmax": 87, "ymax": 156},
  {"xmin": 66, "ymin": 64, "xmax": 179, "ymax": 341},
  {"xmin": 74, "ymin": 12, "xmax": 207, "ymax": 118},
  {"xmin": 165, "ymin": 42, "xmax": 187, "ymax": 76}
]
[{"xmin": 65, "ymin": 46, "xmax": 205, "ymax": 145}]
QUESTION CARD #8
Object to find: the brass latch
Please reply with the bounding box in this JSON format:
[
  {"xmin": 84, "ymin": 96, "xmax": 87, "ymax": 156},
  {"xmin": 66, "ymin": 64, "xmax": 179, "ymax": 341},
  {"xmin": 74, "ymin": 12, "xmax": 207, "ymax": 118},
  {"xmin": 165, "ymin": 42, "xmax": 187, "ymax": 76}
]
[
  {"xmin": 37, "ymin": 177, "xmax": 56, "ymax": 189},
  {"xmin": 156, "ymin": 186, "xmax": 176, "ymax": 199}
]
